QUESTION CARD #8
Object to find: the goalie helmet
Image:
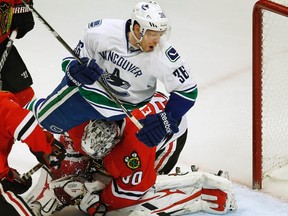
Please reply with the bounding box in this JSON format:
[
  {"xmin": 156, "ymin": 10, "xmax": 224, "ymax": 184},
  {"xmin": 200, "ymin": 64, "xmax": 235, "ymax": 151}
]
[
  {"xmin": 130, "ymin": 1, "xmax": 170, "ymax": 40},
  {"xmin": 81, "ymin": 120, "xmax": 120, "ymax": 159}
]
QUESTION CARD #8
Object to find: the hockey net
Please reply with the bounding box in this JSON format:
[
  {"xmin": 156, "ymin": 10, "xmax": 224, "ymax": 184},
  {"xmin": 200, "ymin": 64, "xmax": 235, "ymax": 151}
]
[{"xmin": 253, "ymin": 0, "xmax": 288, "ymax": 189}]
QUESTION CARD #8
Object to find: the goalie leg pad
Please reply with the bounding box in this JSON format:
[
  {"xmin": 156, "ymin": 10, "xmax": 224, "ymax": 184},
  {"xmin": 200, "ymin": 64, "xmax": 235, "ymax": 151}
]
[
  {"xmin": 201, "ymin": 188, "xmax": 228, "ymax": 214},
  {"xmin": 29, "ymin": 188, "xmax": 58, "ymax": 216},
  {"xmin": 202, "ymin": 172, "xmax": 237, "ymax": 214},
  {"xmin": 149, "ymin": 171, "xmax": 237, "ymax": 215},
  {"xmin": 25, "ymin": 168, "xmax": 52, "ymax": 205}
]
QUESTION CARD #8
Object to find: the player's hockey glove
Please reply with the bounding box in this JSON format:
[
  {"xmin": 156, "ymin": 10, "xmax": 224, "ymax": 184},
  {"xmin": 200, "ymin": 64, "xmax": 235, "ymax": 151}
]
[
  {"xmin": 78, "ymin": 192, "xmax": 107, "ymax": 216},
  {"xmin": 31, "ymin": 137, "xmax": 66, "ymax": 169},
  {"xmin": 66, "ymin": 57, "xmax": 103, "ymax": 86},
  {"xmin": 11, "ymin": 1, "xmax": 34, "ymax": 39},
  {"xmin": 136, "ymin": 112, "xmax": 179, "ymax": 147},
  {"xmin": 1, "ymin": 168, "xmax": 32, "ymax": 194}
]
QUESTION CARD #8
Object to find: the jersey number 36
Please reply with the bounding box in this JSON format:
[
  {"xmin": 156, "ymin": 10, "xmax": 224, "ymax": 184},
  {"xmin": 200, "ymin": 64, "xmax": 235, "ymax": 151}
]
[{"xmin": 173, "ymin": 66, "xmax": 189, "ymax": 83}]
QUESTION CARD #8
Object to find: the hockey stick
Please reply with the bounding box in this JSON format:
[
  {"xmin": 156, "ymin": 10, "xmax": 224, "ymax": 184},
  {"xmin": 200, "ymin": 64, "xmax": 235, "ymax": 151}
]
[
  {"xmin": 21, "ymin": 162, "xmax": 43, "ymax": 180},
  {"xmin": 0, "ymin": 30, "xmax": 18, "ymax": 90},
  {"xmin": 21, "ymin": 1, "xmax": 143, "ymax": 130}
]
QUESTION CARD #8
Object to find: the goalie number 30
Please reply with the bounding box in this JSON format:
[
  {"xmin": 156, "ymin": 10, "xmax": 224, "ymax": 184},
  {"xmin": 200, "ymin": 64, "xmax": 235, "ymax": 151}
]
[
  {"xmin": 173, "ymin": 66, "xmax": 189, "ymax": 83},
  {"xmin": 122, "ymin": 171, "xmax": 143, "ymax": 186}
]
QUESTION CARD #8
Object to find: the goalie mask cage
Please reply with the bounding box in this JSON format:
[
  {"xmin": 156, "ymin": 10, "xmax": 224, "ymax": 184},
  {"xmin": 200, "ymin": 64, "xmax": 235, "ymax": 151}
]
[{"xmin": 253, "ymin": 0, "xmax": 288, "ymax": 190}]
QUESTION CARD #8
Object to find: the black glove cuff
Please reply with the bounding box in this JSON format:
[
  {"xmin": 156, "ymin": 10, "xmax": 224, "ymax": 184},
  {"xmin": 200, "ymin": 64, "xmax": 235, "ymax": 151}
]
[
  {"xmin": 11, "ymin": 9, "xmax": 34, "ymax": 39},
  {"xmin": 13, "ymin": 4, "xmax": 31, "ymax": 14}
]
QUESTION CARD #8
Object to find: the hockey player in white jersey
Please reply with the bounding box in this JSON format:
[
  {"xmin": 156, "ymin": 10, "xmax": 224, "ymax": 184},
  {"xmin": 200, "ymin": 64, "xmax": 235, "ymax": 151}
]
[{"xmin": 26, "ymin": 1, "xmax": 198, "ymax": 148}]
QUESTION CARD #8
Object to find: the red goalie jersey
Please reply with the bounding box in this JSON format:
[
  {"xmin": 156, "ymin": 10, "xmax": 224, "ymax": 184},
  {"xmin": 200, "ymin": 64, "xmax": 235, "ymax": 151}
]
[
  {"xmin": 100, "ymin": 92, "xmax": 169, "ymax": 210},
  {"xmin": 64, "ymin": 92, "xmax": 168, "ymax": 211}
]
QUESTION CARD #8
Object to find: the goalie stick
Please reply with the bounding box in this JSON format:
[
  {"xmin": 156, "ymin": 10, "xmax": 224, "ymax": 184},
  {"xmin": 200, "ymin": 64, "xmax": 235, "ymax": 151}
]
[
  {"xmin": 21, "ymin": 163, "xmax": 43, "ymax": 181},
  {"xmin": 0, "ymin": 30, "xmax": 17, "ymax": 90},
  {"xmin": 21, "ymin": 0, "xmax": 143, "ymax": 130}
]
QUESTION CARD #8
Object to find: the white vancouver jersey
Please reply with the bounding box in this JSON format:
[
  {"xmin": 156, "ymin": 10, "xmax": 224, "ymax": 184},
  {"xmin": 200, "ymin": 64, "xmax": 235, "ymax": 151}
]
[{"xmin": 74, "ymin": 19, "xmax": 197, "ymax": 117}]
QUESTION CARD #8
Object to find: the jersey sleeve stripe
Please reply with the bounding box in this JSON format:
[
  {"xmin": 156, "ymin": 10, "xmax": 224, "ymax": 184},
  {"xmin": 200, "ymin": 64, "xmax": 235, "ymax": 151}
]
[
  {"xmin": 111, "ymin": 179, "xmax": 146, "ymax": 200},
  {"xmin": 14, "ymin": 112, "xmax": 38, "ymax": 141},
  {"xmin": 176, "ymin": 85, "xmax": 198, "ymax": 102},
  {"xmin": 0, "ymin": 185, "xmax": 34, "ymax": 216}
]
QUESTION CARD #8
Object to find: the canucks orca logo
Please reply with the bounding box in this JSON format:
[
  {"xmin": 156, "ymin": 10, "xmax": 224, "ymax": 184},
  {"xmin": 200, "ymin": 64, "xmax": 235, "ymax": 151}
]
[
  {"xmin": 125, "ymin": 152, "xmax": 141, "ymax": 170},
  {"xmin": 101, "ymin": 68, "xmax": 131, "ymax": 97}
]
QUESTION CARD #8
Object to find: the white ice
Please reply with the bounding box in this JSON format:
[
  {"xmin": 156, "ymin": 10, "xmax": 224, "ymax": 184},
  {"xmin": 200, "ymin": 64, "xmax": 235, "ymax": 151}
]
[{"xmin": 8, "ymin": 0, "xmax": 288, "ymax": 215}]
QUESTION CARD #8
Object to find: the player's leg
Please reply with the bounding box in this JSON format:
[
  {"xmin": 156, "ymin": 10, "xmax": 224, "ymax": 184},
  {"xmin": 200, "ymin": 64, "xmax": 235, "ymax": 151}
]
[
  {"xmin": 155, "ymin": 116, "xmax": 188, "ymax": 174},
  {"xmin": 154, "ymin": 170, "xmax": 237, "ymax": 214},
  {"xmin": 109, "ymin": 170, "xmax": 237, "ymax": 215},
  {"xmin": 25, "ymin": 77, "xmax": 104, "ymax": 133},
  {"xmin": 155, "ymin": 129, "xmax": 187, "ymax": 174},
  {"xmin": 0, "ymin": 43, "xmax": 34, "ymax": 106},
  {"xmin": 0, "ymin": 184, "xmax": 35, "ymax": 216}
]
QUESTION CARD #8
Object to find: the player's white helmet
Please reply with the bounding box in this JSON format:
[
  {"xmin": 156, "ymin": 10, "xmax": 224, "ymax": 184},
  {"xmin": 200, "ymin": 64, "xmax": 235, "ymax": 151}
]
[
  {"xmin": 81, "ymin": 120, "xmax": 120, "ymax": 159},
  {"xmin": 130, "ymin": 1, "xmax": 170, "ymax": 41}
]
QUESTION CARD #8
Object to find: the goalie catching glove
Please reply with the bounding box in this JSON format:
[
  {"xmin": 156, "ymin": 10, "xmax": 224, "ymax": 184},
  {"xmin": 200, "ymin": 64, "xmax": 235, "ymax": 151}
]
[
  {"xmin": 136, "ymin": 111, "xmax": 179, "ymax": 147},
  {"xmin": 1, "ymin": 168, "xmax": 32, "ymax": 194},
  {"xmin": 66, "ymin": 57, "xmax": 104, "ymax": 86},
  {"xmin": 31, "ymin": 133, "xmax": 66, "ymax": 169}
]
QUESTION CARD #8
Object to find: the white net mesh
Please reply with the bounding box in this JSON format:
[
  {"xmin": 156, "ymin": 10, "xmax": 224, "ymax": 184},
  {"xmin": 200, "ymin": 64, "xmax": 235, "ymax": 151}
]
[
  {"xmin": 269, "ymin": 0, "xmax": 288, "ymax": 6},
  {"xmin": 261, "ymin": 1, "xmax": 288, "ymax": 178}
]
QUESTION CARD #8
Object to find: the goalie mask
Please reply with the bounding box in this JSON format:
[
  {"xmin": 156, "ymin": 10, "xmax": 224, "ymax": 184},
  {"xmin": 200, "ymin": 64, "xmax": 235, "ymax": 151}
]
[{"xmin": 81, "ymin": 120, "xmax": 120, "ymax": 159}]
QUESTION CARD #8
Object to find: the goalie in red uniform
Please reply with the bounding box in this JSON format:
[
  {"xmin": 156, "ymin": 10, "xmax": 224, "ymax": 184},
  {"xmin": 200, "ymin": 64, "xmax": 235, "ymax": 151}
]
[
  {"xmin": 0, "ymin": 91, "xmax": 66, "ymax": 216},
  {"xmin": 26, "ymin": 92, "xmax": 236, "ymax": 215}
]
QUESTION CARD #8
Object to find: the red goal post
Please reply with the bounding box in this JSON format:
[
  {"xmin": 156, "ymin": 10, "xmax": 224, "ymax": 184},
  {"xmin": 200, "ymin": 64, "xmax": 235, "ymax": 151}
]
[{"xmin": 253, "ymin": 0, "xmax": 288, "ymax": 190}]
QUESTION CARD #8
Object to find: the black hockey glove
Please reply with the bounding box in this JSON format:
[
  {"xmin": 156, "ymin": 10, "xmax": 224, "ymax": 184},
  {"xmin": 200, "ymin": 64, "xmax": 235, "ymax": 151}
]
[
  {"xmin": 1, "ymin": 168, "xmax": 32, "ymax": 194},
  {"xmin": 136, "ymin": 112, "xmax": 179, "ymax": 147},
  {"xmin": 11, "ymin": 1, "xmax": 34, "ymax": 39},
  {"xmin": 31, "ymin": 138, "xmax": 66, "ymax": 169},
  {"xmin": 66, "ymin": 57, "xmax": 104, "ymax": 86}
]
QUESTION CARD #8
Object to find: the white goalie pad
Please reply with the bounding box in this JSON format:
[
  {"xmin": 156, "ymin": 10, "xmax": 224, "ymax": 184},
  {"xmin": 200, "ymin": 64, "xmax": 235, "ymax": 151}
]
[
  {"xmin": 154, "ymin": 171, "xmax": 232, "ymax": 192},
  {"xmin": 108, "ymin": 171, "xmax": 237, "ymax": 216},
  {"xmin": 25, "ymin": 168, "xmax": 53, "ymax": 205},
  {"xmin": 24, "ymin": 168, "xmax": 58, "ymax": 216}
]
